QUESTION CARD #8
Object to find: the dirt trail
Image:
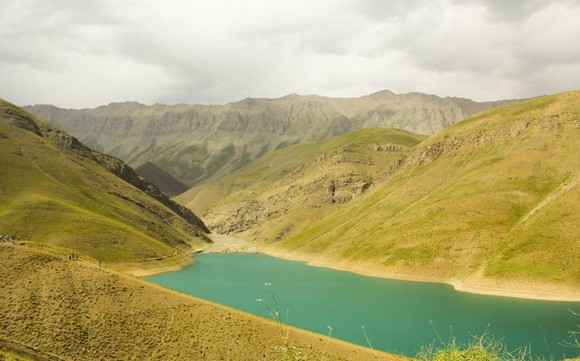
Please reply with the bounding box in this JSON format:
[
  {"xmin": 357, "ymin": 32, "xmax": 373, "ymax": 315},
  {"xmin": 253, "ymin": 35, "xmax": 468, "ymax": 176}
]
[
  {"xmin": 517, "ymin": 172, "xmax": 579, "ymax": 225},
  {"xmin": 204, "ymin": 233, "xmax": 258, "ymax": 253}
]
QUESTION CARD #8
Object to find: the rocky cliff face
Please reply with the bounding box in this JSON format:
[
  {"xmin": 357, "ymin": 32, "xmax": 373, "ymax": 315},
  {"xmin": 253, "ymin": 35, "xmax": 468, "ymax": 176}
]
[{"xmin": 25, "ymin": 91, "xmax": 518, "ymax": 186}]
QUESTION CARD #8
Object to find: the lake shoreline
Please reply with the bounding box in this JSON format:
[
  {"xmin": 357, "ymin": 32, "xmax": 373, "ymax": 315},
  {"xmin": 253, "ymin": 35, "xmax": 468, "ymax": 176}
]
[
  {"xmin": 261, "ymin": 248, "xmax": 580, "ymax": 303},
  {"xmin": 120, "ymin": 233, "xmax": 257, "ymax": 277},
  {"xmin": 1, "ymin": 243, "xmax": 402, "ymax": 361},
  {"xmin": 124, "ymin": 234, "xmax": 580, "ymax": 302},
  {"xmin": 144, "ymin": 249, "xmax": 578, "ymax": 358}
]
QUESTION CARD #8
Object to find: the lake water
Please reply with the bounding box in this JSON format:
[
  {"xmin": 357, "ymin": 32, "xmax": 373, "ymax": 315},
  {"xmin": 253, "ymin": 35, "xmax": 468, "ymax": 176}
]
[{"xmin": 145, "ymin": 253, "xmax": 579, "ymax": 359}]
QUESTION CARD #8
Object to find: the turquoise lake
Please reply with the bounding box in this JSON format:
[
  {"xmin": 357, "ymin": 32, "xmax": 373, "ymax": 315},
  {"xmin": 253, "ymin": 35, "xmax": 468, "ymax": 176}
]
[{"xmin": 145, "ymin": 253, "xmax": 579, "ymax": 358}]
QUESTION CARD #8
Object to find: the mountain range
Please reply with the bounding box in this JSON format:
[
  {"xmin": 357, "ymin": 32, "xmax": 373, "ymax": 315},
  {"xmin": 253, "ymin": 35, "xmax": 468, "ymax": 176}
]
[
  {"xmin": 10, "ymin": 90, "xmax": 578, "ymax": 296},
  {"xmin": 25, "ymin": 91, "xmax": 517, "ymax": 190}
]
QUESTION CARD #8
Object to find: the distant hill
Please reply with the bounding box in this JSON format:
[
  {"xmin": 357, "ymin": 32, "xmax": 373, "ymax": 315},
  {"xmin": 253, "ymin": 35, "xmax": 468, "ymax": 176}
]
[
  {"xmin": 25, "ymin": 91, "xmax": 518, "ymax": 186},
  {"xmin": 192, "ymin": 92, "xmax": 580, "ymax": 295},
  {"xmin": 0, "ymin": 99, "xmax": 209, "ymax": 264},
  {"xmin": 176, "ymin": 128, "xmax": 427, "ymax": 236},
  {"xmin": 135, "ymin": 161, "xmax": 190, "ymax": 197}
]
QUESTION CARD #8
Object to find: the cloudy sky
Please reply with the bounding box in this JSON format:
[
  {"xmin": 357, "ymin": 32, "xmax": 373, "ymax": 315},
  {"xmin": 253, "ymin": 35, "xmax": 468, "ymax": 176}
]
[{"xmin": 1, "ymin": 0, "xmax": 579, "ymax": 108}]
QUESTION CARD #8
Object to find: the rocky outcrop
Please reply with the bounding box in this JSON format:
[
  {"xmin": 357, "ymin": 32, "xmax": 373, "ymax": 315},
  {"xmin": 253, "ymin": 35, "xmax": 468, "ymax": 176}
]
[
  {"xmin": 0, "ymin": 103, "xmax": 42, "ymax": 136},
  {"xmin": 203, "ymin": 137, "xmax": 416, "ymax": 236},
  {"xmin": 88, "ymin": 152, "xmax": 210, "ymax": 235}
]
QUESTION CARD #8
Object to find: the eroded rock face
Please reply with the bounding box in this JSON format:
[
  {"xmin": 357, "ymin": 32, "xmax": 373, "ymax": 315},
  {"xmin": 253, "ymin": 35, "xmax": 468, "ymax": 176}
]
[
  {"xmin": 25, "ymin": 91, "xmax": 518, "ymax": 186},
  {"xmin": 203, "ymin": 141, "xmax": 410, "ymax": 236}
]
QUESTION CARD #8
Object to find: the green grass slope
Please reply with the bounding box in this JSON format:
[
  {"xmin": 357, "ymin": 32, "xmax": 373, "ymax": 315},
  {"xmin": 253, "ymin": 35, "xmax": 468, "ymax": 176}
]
[
  {"xmin": 178, "ymin": 128, "xmax": 426, "ymax": 243},
  {"xmin": 0, "ymin": 99, "xmax": 209, "ymax": 263},
  {"xmin": 279, "ymin": 91, "xmax": 580, "ymax": 288}
]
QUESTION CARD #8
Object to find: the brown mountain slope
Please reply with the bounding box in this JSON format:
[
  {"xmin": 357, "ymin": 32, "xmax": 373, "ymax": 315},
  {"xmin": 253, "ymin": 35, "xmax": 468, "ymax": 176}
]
[{"xmin": 25, "ymin": 91, "xmax": 518, "ymax": 186}]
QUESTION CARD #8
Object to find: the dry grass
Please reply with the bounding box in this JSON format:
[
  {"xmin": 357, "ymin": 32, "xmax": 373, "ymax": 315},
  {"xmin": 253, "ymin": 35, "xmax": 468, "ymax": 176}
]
[{"xmin": 0, "ymin": 243, "xmax": 405, "ymax": 361}]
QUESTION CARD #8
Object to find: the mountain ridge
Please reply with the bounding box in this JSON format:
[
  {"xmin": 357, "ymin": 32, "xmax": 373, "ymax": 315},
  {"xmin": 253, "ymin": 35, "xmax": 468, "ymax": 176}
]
[
  {"xmin": 25, "ymin": 91, "xmax": 520, "ymax": 187},
  {"xmin": 0, "ymin": 99, "xmax": 209, "ymax": 264}
]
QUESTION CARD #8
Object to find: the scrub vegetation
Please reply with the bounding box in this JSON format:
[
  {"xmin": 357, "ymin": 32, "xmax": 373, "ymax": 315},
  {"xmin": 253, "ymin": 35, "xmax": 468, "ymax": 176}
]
[{"xmin": 417, "ymin": 335, "xmax": 539, "ymax": 361}]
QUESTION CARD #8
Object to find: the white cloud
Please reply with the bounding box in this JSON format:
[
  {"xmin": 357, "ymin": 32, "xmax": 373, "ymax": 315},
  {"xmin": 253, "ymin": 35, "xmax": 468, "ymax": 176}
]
[{"xmin": 1, "ymin": 0, "xmax": 579, "ymax": 108}]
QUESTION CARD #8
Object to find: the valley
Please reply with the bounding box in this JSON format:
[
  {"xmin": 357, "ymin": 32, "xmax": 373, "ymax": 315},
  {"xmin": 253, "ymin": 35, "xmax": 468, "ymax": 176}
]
[
  {"xmin": 1, "ymin": 100, "xmax": 398, "ymax": 360},
  {"xmin": 2, "ymin": 91, "xmax": 578, "ymax": 360},
  {"xmin": 5, "ymin": 1, "xmax": 580, "ymax": 360}
]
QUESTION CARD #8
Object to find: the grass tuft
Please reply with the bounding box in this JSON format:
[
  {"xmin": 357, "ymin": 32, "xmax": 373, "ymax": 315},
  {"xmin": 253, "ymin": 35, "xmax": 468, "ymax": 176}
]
[{"xmin": 416, "ymin": 334, "xmax": 547, "ymax": 361}]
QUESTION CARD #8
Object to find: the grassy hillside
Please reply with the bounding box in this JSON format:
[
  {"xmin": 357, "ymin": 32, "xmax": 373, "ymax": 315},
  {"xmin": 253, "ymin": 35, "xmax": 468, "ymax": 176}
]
[
  {"xmin": 0, "ymin": 243, "xmax": 402, "ymax": 361},
  {"xmin": 177, "ymin": 128, "xmax": 426, "ymax": 213},
  {"xmin": 276, "ymin": 91, "xmax": 579, "ymax": 289},
  {"xmin": 177, "ymin": 128, "xmax": 426, "ymax": 244},
  {"xmin": 0, "ymin": 99, "xmax": 209, "ymax": 265},
  {"xmin": 188, "ymin": 92, "xmax": 579, "ymax": 293}
]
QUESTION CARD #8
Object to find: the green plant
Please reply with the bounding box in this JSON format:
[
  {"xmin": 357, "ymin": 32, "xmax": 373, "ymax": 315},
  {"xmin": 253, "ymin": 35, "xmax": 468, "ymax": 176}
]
[
  {"xmin": 257, "ymin": 282, "xmax": 307, "ymax": 361},
  {"xmin": 416, "ymin": 331, "xmax": 549, "ymax": 361},
  {"xmin": 0, "ymin": 348, "xmax": 32, "ymax": 361},
  {"xmin": 562, "ymin": 309, "xmax": 579, "ymax": 352}
]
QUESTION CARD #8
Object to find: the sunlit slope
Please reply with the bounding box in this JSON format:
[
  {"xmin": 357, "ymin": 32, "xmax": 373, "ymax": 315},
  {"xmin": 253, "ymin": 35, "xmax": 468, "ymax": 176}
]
[
  {"xmin": 177, "ymin": 128, "xmax": 426, "ymax": 242},
  {"xmin": 279, "ymin": 92, "xmax": 580, "ymax": 285},
  {"xmin": 0, "ymin": 99, "xmax": 209, "ymax": 262},
  {"xmin": 0, "ymin": 244, "xmax": 402, "ymax": 361}
]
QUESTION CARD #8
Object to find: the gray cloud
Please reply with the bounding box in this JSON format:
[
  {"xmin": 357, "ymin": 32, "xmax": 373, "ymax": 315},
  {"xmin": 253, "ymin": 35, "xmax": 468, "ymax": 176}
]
[
  {"xmin": 1, "ymin": 0, "xmax": 579, "ymax": 108},
  {"xmin": 451, "ymin": 0, "xmax": 575, "ymax": 22},
  {"xmin": 351, "ymin": 0, "xmax": 430, "ymax": 22}
]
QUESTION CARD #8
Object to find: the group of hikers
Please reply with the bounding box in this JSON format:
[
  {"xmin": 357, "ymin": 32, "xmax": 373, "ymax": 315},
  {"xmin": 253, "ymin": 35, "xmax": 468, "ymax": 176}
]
[{"xmin": 0, "ymin": 233, "xmax": 18, "ymax": 243}]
